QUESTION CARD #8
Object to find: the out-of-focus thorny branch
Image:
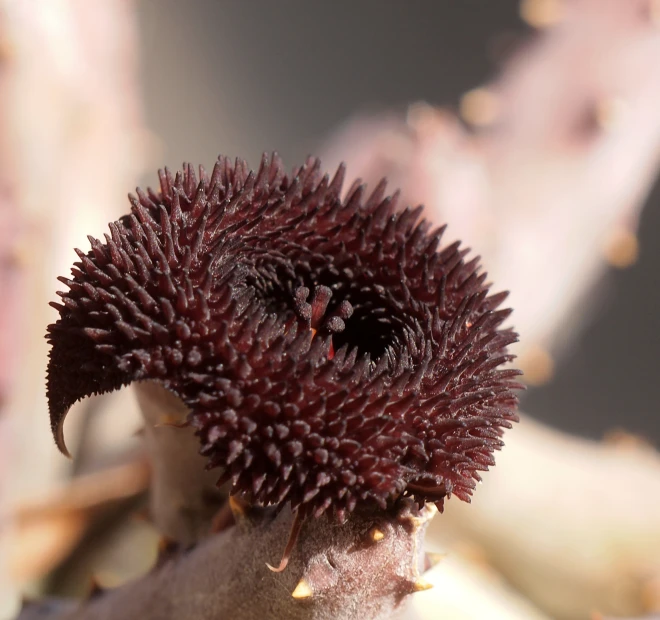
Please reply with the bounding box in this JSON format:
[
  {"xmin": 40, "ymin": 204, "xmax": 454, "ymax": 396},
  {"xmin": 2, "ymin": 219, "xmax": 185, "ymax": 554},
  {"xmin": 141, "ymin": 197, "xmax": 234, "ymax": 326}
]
[
  {"xmin": 323, "ymin": 0, "xmax": 660, "ymax": 385},
  {"xmin": 0, "ymin": 0, "xmax": 147, "ymax": 615}
]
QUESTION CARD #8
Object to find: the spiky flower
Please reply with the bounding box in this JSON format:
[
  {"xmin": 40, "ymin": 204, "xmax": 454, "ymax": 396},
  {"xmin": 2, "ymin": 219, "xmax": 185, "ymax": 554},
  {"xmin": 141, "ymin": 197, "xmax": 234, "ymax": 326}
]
[{"xmin": 47, "ymin": 154, "xmax": 520, "ymax": 532}]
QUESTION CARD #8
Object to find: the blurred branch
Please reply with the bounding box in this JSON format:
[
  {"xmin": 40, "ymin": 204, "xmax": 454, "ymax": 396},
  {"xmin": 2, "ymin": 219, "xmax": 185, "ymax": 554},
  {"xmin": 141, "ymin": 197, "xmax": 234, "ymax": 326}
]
[
  {"xmin": 432, "ymin": 416, "xmax": 660, "ymax": 619},
  {"xmin": 322, "ymin": 0, "xmax": 660, "ymax": 384},
  {"xmin": 7, "ymin": 459, "xmax": 149, "ymax": 584},
  {"xmin": 0, "ymin": 0, "xmax": 148, "ymax": 615}
]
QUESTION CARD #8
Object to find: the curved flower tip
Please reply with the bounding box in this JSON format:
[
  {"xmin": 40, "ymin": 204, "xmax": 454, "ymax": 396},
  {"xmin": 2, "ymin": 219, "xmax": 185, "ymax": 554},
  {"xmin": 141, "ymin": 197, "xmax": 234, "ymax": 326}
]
[{"xmin": 46, "ymin": 153, "xmax": 522, "ymax": 520}]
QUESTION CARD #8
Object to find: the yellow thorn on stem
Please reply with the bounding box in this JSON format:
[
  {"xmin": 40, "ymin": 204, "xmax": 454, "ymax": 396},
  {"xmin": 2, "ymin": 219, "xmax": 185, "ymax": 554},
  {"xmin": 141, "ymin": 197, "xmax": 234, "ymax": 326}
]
[
  {"xmin": 412, "ymin": 579, "xmax": 434, "ymax": 592},
  {"xmin": 154, "ymin": 413, "xmax": 187, "ymax": 428},
  {"xmin": 291, "ymin": 579, "xmax": 313, "ymax": 599},
  {"xmin": 369, "ymin": 527, "xmax": 385, "ymax": 542},
  {"xmin": 228, "ymin": 495, "xmax": 248, "ymax": 519}
]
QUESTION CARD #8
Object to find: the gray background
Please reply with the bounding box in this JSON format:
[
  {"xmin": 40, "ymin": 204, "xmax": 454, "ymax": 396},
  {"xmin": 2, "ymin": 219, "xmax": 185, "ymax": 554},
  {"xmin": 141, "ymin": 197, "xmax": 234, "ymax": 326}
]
[{"xmin": 137, "ymin": 0, "xmax": 660, "ymax": 441}]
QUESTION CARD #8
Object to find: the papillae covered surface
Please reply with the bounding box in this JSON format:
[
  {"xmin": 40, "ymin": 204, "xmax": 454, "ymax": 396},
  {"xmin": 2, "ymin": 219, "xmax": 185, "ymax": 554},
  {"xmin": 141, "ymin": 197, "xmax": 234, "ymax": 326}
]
[{"xmin": 47, "ymin": 154, "xmax": 520, "ymax": 522}]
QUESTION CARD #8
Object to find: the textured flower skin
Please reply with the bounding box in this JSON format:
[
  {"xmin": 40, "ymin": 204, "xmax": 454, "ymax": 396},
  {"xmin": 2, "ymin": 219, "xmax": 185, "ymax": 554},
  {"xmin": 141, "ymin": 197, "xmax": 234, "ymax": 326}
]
[{"xmin": 47, "ymin": 154, "xmax": 521, "ymax": 523}]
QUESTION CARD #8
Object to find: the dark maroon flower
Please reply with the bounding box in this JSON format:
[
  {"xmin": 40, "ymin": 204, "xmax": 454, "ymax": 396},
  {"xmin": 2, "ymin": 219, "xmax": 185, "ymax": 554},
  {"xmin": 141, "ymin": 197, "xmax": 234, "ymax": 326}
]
[{"xmin": 47, "ymin": 154, "xmax": 521, "ymax": 529}]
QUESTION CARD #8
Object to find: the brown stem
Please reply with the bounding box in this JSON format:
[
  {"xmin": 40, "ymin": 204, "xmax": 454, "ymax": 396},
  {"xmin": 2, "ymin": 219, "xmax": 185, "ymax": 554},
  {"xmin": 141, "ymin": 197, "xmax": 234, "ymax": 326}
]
[{"xmin": 16, "ymin": 501, "xmax": 436, "ymax": 620}]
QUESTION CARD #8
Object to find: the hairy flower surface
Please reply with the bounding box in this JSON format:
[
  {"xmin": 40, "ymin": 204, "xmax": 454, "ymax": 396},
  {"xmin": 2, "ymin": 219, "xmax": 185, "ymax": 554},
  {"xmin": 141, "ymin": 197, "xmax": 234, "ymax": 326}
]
[{"xmin": 47, "ymin": 154, "xmax": 521, "ymax": 523}]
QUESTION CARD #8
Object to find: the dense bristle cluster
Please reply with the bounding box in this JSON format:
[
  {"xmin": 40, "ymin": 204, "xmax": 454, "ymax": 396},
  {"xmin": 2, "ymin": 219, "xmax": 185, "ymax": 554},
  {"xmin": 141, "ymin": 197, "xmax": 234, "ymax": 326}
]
[{"xmin": 47, "ymin": 154, "xmax": 521, "ymax": 522}]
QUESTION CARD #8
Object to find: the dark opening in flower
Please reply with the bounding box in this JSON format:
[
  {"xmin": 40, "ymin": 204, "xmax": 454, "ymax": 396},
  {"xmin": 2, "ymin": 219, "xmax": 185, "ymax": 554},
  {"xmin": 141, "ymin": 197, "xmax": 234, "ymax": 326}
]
[{"xmin": 47, "ymin": 154, "xmax": 521, "ymax": 539}]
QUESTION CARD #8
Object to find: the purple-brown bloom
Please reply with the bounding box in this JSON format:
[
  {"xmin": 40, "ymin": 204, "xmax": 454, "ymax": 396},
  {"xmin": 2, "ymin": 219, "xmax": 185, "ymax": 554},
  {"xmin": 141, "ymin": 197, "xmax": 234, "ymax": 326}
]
[{"xmin": 47, "ymin": 154, "xmax": 521, "ymax": 528}]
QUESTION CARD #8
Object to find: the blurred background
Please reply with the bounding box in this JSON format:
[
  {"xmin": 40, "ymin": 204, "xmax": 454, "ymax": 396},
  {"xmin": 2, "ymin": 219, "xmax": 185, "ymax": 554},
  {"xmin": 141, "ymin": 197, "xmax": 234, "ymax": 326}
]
[
  {"xmin": 1, "ymin": 1, "xmax": 659, "ymax": 619},
  {"xmin": 138, "ymin": 0, "xmax": 660, "ymax": 440}
]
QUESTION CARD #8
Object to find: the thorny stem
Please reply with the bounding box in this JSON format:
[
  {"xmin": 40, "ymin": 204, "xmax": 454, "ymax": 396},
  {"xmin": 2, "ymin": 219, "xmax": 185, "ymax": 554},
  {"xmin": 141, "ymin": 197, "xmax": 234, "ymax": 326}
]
[{"xmin": 17, "ymin": 501, "xmax": 437, "ymax": 620}]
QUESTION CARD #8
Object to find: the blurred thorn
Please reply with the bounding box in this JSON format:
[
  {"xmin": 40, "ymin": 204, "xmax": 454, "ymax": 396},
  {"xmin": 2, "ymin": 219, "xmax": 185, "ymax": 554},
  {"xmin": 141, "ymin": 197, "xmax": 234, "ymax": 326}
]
[
  {"xmin": 90, "ymin": 571, "xmax": 122, "ymax": 589},
  {"xmin": 7, "ymin": 238, "xmax": 31, "ymax": 270},
  {"xmin": 412, "ymin": 579, "xmax": 434, "ymax": 592},
  {"xmin": 291, "ymin": 579, "xmax": 313, "ymax": 599},
  {"xmin": 603, "ymin": 428, "xmax": 655, "ymax": 453},
  {"xmin": 154, "ymin": 413, "xmax": 188, "ymax": 428},
  {"xmin": 0, "ymin": 34, "xmax": 15, "ymax": 63},
  {"xmin": 368, "ymin": 527, "xmax": 385, "ymax": 542},
  {"xmin": 87, "ymin": 577, "xmax": 104, "ymax": 600},
  {"xmin": 423, "ymin": 552, "xmax": 445, "ymax": 572},
  {"xmin": 649, "ymin": 0, "xmax": 660, "ymax": 27},
  {"xmin": 228, "ymin": 494, "xmax": 250, "ymax": 519},
  {"xmin": 518, "ymin": 345, "xmax": 554, "ymax": 386},
  {"xmin": 20, "ymin": 596, "xmax": 37, "ymax": 611},
  {"xmin": 642, "ymin": 572, "xmax": 660, "ymax": 612},
  {"xmin": 603, "ymin": 228, "xmax": 639, "ymax": 269},
  {"xmin": 454, "ymin": 540, "xmax": 492, "ymax": 571},
  {"xmin": 595, "ymin": 98, "xmax": 628, "ymax": 132},
  {"xmin": 131, "ymin": 506, "xmax": 152, "ymax": 524},
  {"xmin": 154, "ymin": 536, "xmax": 179, "ymax": 569},
  {"xmin": 520, "ymin": 0, "xmax": 565, "ymax": 29},
  {"xmin": 459, "ymin": 88, "xmax": 501, "ymax": 128},
  {"xmin": 210, "ymin": 501, "xmax": 234, "ymax": 534},
  {"xmin": 407, "ymin": 101, "xmax": 444, "ymax": 133}
]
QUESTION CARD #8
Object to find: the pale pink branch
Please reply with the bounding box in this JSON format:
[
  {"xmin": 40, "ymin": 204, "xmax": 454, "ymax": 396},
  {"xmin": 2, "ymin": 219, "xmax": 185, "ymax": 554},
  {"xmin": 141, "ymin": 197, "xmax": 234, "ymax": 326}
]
[{"xmin": 322, "ymin": 0, "xmax": 660, "ymax": 377}]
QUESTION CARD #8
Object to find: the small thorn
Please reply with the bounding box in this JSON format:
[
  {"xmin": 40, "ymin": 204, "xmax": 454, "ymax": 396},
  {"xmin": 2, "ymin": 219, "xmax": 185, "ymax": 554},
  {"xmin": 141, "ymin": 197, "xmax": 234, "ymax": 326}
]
[
  {"xmin": 603, "ymin": 227, "xmax": 638, "ymax": 269},
  {"xmin": 210, "ymin": 501, "xmax": 234, "ymax": 534},
  {"xmin": 87, "ymin": 576, "xmax": 104, "ymax": 599},
  {"xmin": 132, "ymin": 507, "xmax": 152, "ymax": 524},
  {"xmin": 369, "ymin": 527, "xmax": 385, "ymax": 542},
  {"xmin": 424, "ymin": 552, "xmax": 444, "ymax": 572},
  {"xmin": 154, "ymin": 414, "xmax": 189, "ymax": 428},
  {"xmin": 229, "ymin": 494, "xmax": 250, "ymax": 519},
  {"xmin": 518, "ymin": 344, "xmax": 554, "ymax": 386},
  {"xmin": 291, "ymin": 579, "xmax": 313, "ymax": 599},
  {"xmin": 154, "ymin": 536, "xmax": 179, "ymax": 569},
  {"xmin": 20, "ymin": 595, "xmax": 37, "ymax": 611},
  {"xmin": 412, "ymin": 579, "xmax": 434, "ymax": 592},
  {"xmin": 459, "ymin": 88, "xmax": 501, "ymax": 127}
]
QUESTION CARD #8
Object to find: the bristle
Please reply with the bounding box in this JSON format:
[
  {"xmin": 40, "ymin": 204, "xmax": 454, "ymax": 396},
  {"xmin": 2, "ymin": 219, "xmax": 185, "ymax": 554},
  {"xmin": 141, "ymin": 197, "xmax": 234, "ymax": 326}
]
[{"xmin": 46, "ymin": 153, "xmax": 520, "ymax": 526}]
